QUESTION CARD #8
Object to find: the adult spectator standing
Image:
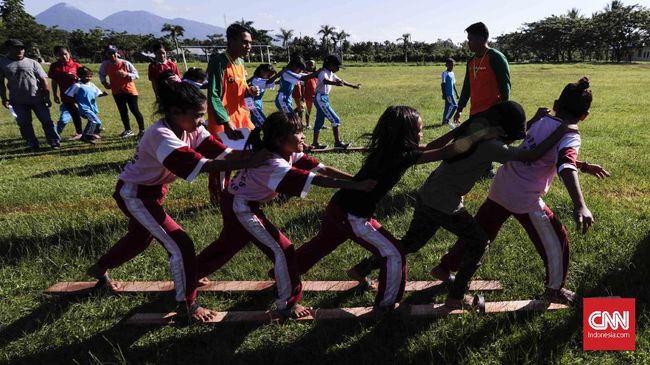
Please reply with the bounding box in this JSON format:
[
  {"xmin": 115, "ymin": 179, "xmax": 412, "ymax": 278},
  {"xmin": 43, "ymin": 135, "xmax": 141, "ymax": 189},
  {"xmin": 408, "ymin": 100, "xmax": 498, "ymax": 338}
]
[
  {"xmin": 0, "ymin": 39, "xmax": 60, "ymax": 150},
  {"xmin": 206, "ymin": 23, "xmax": 259, "ymax": 205},
  {"xmin": 454, "ymin": 22, "xmax": 511, "ymax": 178},
  {"xmin": 48, "ymin": 45, "xmax": 83, "ymax": 139},
  {"xmin": 99, "ymin": 45, "xmax": 145, "ymax": 138}
]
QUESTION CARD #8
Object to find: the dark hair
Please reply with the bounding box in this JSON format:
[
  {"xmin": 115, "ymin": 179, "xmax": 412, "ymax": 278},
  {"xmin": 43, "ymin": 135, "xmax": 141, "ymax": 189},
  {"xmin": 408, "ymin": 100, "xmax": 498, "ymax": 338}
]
[
  {"xmin": 323, "ymin": 54, "xmax": 342, "ymax": 69},
  {"xmin": 245, "ymin": 112, "xmax": 303, "ymax": 153},
  {"xmin": 446, "ymin": 101, "xmax": 526, "ymax": 162},
  {"xmin": 77, "ymin": 66, "xmax": 92, "ymax": 78},
  {"xmin": 445, "ymin": 58, "xmax": 455, "ymax": 64},
  {"xmin": 364, "ymin": 106, "xmax": 421, "ymax": 169},
  {"xmin": 227, "ymin": 23, "xmax": 251, "ymax": 43},
  {"xmin": 155, "ymin": 69, "xmax": 207, "ymax": 116},
  {"xmin": 288, "ymin": 55, "xmax": 306, "ymax": 71},
  {"xmin": 182, "ymin": 67, "xmax": 206, "ymax": 82},
  {"xmin": 554, "ymin": 77, "xmax": 592, "ymax": 119},
  {"xmin": 254, "ymin": 63, "xmax": 276, "ymax": 78},
  {"xmin": 151, "ymin": 42, "xmax": 165, "ymax": 53},
  {"xmin": 465, "ymin": 22, "xmax": 489, "ymax": 41},
  {"xmin": 53, "ymin": 45, "xmax": 68, "ymax": 55}
]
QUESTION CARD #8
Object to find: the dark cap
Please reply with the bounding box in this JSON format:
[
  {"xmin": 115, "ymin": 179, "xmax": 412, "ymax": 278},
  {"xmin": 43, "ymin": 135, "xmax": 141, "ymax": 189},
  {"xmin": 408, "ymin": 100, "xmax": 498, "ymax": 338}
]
[
  {"xmin": 5, "ymin": 39, "xmax": 25, "ymax": 48},
  {"xmin": 105, "ymin": 45, "xmax": 118, "ymax": 54},
  {"xmin": 323, "ymin": 54, "xmax": 343, "ymax": 68}
]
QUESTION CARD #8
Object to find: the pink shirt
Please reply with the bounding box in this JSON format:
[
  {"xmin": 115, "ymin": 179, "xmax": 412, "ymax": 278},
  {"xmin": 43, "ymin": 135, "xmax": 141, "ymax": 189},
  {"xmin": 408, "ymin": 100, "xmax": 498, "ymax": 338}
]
[
  {"xmin": 488, "ymin": 115, "xmax": 581, "ymax": 213},
  {"xmin": 119, "ymin": 119, "xmax": 231, "ymax": 186},
  {"xmin": 228, "ymin": 152, "xmax": 323, "ymax": 203}
]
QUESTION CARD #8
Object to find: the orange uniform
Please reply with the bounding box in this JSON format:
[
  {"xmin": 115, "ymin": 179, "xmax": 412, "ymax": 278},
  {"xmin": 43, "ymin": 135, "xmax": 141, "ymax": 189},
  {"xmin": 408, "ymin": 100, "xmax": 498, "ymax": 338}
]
[
  {"xmin": 458, "ymin": 48, "xmax": 510, "ymax": 116},
  {"xmin": 206, "ymin": 52, "xmax": 253, "ymax": 135},
  {"xmin": 304, "ymin": 77, "xmax": 317, "ymax": 114}
]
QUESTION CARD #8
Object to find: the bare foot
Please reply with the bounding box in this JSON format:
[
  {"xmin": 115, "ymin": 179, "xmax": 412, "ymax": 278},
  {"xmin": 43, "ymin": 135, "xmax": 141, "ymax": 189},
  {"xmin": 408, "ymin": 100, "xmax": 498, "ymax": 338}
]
[
  {"xmin": 197, "ymin": 277, "xmax": 210, "ymax": 287},
  {"xmin": 346, "ymin": 268, "xmax": 378, "ymax": 291},
  {"xmin": 86, "ymin": 263, "xmax": 121, "ymax": 291},
  {"xmin": 190, "ymin": 305, "xmax": 218, "ymax": 322},
  {"xmin": 444, "ymin": 294, "xmax": 474, "ymax": 309},
  {"xmin": 544, "ymin": 287, "xmax": 578, "ymax": 305},
  {"xmin": 430, "ymin": 265, "xmax": 451, "ymax": 282}
]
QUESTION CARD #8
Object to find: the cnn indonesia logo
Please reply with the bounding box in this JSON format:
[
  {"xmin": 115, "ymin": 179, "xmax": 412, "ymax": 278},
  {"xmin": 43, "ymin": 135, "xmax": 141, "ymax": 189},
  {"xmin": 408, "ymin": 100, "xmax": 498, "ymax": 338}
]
[{"xmin": 583, "ymin": 298, "xmax": 635, "ymax": 351}]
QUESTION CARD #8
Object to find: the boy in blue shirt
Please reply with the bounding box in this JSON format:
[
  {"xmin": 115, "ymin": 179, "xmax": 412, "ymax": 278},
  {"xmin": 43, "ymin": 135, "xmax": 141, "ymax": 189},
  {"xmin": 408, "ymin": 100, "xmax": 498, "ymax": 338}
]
[
  {"xmin": 441, "ymin": 58, "xmax": 459, "ymax": 129},
  {"xmin": 65, "ymin": 66, "xmax": 108, "ymax": 144}
]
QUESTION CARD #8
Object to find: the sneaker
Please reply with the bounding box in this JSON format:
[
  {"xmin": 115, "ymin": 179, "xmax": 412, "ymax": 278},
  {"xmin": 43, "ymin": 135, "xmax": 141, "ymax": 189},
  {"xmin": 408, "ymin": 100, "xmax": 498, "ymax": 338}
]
[
  {"xmin": 137, "ymin": 130, "xmax": 145, "ymax": 140},
  {"xmin": 81, "ymin": 135, "xmax": 96, "ymax": 144},
  {"xmin": 310, "ymin": 143, "xmax": 328, "ymax": 150},
  {"xmin": 69, "ymin": 134, "xmax": 83, "ymax": 141},
  {"xmin": 334, "ymin": 141, "xmax": 350, "ymax": 149},
  {"xmin": 51, "ymin": 144, "xmax": 61, "ymax": 150},
  {"xmin": 446, "ymin": 121, "xmax": 457, "ymax": 130},
  {"xmin": 304, "ymin": 125, "xmax": 312, "ymax": 130},
  {"xmin": 91, "ymin": 134, "xmax": 101, "ymax": 140},
  {"xmin": 119, "ymin": 129, "xmax": 134, "ymax": 138}
]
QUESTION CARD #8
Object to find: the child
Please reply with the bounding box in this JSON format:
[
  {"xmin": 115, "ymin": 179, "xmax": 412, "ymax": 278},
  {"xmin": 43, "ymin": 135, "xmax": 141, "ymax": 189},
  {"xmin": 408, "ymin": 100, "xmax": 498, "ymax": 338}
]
[
  {"xmin": 196, "ymin": 111, "xmax": 376, "ymax": 319},
  {"xmin": 292, "ymin": 80, "xmax": 305, "ymax": 123},
  {"xmin": 432, "ymin": 77, "xmax": 607, "ymax": 305},
  {"xmin": 274, "ymin": 56, "xmax": 317, "ymax": 115},
  {"xmin": 48, "ymin": 46, "xmax": 83, "ymax": 139},
  {"xmin": 348, "ymin": 101, "xmax": 577, "ymax": 308},
  {"xmin": 244, "ymin": 63, "xmax": 280, "ymax": 127},
  {"xmin": 64, "ymin": 66, "xmax": 108, "ymax": 144},
  {"xmin": 441, "ymin": 58, "xmax": 459, "ymax": 129},
  {"xmin": 182, "ymin": 67, "xmax": 208, "ymax": 89},
  {"xmin": 99, "ymin": 45, "xmax": 146, "ymax": 138},
  {"xmin": 86, "ymin": 71, "xmax": 269, "ymax": 322},
  {"xmin": 148, "ymin": 43, "xmax": 181, "ymax": 99},
  {"xmin": 311, "ymin": 55, "xmax": 360, "ymax": 150},
  {"xmin": 293, "ymin": 106, "xmax": 501, "ymax": 313},
  {"xmin": 303, "ymin": 60, "xmax": 318, "ymax": 129}
]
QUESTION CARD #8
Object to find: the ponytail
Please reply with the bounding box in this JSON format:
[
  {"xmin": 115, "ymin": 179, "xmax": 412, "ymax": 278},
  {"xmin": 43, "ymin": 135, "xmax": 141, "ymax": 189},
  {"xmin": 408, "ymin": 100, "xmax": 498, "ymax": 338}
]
[{"xmin": 555, "ymin": 76, "xmax": 592, "ymax": 119}]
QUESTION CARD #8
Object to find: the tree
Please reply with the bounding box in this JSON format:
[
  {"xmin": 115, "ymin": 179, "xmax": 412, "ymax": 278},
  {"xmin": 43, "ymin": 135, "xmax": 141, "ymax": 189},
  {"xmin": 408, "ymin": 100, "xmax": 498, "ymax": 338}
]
[
  {"xmin": 334, "ymin": 29, "xmax": 350, "ymax": 60},
  {"xmin": 206, "ymin": 33, "xmax": 226, "ymax": 46},
  {"xmin": 275, "ymin": 28, "xmax": 294, "ymax": 59},
  {"xmin": 397, "ymin": 33, "xmax": 411, "ymax": 62},
  {"xmin": 161, "ymin": 23, "xmax": 185, "ymax": 58},
  {"xmin": 235, "ymin": 19, "xmax": 272, "ymax": 45},
  {"xmin": 318, "ymin": 25, "xmax": 336, "ymax": 55},
  {"xmin": 592, "ymin": 0, "xmax": 649, "ymax": 62}
]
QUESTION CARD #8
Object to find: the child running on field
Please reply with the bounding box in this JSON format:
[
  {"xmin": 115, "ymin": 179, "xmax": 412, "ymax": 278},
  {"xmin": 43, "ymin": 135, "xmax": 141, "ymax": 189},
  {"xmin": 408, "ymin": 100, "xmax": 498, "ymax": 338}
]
[
  {"xmin": 348, "ymin": 101, "xmax": 577, "ymax": 308},
  {"xmin": 244, "ymin": 63, "xmax": 280, "ymax": 127},
  {"xmin": 64, "ymin": 66, "xmax": 108, "ymax": 144},
  {"xmin": 86, "ymin": 71, "xmax": 270, "ymax": 322},
  {"xmin": 293, "ymin": 106, "xmax": 502, "ymax": 314},
  {"xmin": 432, "ymin": 77, "xmax": 608, "ymax": 305},
  {"xmin": 275, "ymin": 56, "xmax": 318, "ymax": 115},
  {"xmin": 196, "ymin": 111, "xmax": 376, "ymax": 319},
  {"xmin": 311, "ymin": 55, "xmax": 361, "ymax": 150}
]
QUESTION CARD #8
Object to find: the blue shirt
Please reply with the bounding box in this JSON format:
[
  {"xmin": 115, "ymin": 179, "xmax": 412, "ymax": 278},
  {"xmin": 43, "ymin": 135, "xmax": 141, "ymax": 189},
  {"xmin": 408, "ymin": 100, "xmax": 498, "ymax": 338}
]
[
  {"xmin": 441, "ymin": 70, "xmax": 456, "ymax": 98},
  {"xmin": 65, "ymin": 81, "xmax": 103, "ymax": 115},
  {"xmin": 277, "ymin": 70, "xmax": 302, "ymax": 100}
]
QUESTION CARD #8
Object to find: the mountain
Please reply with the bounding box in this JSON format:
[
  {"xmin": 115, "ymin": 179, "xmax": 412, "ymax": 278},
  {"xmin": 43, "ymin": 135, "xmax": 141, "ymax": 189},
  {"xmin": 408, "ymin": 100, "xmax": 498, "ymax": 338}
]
[
  {"xmin": 34, "ymin": 2, "xmax": 225, "ymax": 39},
  {"xmin": 35, "ymin": 2, "xmax": 103, "ymax": 32}
]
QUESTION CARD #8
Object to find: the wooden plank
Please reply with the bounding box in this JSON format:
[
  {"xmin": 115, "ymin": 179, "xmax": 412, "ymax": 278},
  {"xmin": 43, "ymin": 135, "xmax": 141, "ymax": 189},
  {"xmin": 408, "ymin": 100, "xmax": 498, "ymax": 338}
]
[
  {"xmin": 308, "ymin": 147, "xmax": 368, "ymax": 153},
  {"xmin": 44, "ymin": 280, "xmax": 502, "ymax": 294},
  {"xmin": 124, "ymin": 299, "xmax": 567, "ymax": 326}
]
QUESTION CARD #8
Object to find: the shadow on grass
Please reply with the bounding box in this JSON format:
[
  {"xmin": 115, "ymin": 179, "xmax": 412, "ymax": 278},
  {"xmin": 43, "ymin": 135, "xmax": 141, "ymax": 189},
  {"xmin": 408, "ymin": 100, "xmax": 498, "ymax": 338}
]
[
  {"xmin": 32, "ymin": 160, "xmax": 129, "ymax": 178},
  {"xmin": 0, "ymin": 138, "xmax": 135, "ymax": 161}
]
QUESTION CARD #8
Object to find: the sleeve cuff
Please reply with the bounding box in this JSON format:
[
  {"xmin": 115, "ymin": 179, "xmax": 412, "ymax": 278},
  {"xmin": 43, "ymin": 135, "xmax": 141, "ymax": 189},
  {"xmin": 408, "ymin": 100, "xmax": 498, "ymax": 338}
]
[
  {"xmin": 311, "ymin": 163, "xmax": 325, "ymax": 173},
  {"xmin": 300, "ymin": 172, "xmax": 316, "ymax": 198},
  {"xmin": 557, "ymin": 163, "xmax": 578, "ymax": 174},
  {"xmin": 187, "ymin": 158, "xmax": 209, "ymax": 183},
  {"xmin": 216, "ymin": 148, "xmax": 232, "ymax": 160}
]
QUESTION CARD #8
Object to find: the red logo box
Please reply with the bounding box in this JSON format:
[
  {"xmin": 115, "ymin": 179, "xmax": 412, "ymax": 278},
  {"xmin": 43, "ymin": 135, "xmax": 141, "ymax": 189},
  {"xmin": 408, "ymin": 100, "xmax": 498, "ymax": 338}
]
[{"xmin": 583, "ymin": 298, "xmax": 635, "ymax": 351}]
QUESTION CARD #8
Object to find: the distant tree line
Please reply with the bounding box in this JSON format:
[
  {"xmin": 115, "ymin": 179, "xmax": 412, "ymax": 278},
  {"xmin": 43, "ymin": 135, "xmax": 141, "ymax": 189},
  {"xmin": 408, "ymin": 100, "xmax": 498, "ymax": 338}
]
[{"xmin": 0, "ymin": 0, "xmax": 648, "ymax": 64}]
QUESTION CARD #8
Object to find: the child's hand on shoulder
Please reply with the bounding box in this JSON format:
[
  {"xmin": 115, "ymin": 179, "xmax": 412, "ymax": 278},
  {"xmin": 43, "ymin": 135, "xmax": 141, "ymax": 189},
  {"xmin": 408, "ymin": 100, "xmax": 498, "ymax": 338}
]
[{"xmin": 249, "ymin": 148, "xmax": 273, "ymax": 167}]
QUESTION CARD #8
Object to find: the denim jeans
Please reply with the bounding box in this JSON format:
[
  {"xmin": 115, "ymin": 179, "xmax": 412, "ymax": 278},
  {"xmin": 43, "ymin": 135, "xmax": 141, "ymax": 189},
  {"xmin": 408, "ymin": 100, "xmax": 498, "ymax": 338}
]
[{"xmin": 13, "ymin": 102, "xmax": 60, "ymax": 148}]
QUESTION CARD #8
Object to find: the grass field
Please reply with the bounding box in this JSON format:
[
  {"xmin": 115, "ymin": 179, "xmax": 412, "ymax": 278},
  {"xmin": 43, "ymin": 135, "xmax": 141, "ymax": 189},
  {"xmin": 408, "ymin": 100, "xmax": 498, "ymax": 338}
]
[{"xmin": 0, "ymin": 62, "xmax": 649, "ymax": 364}]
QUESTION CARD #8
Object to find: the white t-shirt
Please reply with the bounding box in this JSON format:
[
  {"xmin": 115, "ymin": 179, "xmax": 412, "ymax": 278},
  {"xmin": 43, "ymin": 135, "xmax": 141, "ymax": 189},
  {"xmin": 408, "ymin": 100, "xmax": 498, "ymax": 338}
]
[{"xmin": 315, "ymin": 69, "xmax": 341, "ymax": 95}]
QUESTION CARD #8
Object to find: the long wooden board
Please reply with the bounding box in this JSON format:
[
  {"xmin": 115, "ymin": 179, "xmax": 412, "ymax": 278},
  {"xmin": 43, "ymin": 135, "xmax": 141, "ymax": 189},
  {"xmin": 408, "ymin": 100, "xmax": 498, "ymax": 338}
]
[
  {"xmin": 124, "ymin": 300, "xmax": 568, "ymax": 325},
  {"xmin": 308, "ymin": 146, "xmax": 368, "ymax": 153},
  {"xmin": 44, "ymin": 280, "xmax": 502, "ymax": 294}
]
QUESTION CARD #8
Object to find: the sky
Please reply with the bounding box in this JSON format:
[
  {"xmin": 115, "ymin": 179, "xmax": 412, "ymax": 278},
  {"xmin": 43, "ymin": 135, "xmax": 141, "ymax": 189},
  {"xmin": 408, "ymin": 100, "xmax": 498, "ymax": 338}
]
[{"xmin": 24, "ymin": 0, "xmax": 650, "ymax": 44}]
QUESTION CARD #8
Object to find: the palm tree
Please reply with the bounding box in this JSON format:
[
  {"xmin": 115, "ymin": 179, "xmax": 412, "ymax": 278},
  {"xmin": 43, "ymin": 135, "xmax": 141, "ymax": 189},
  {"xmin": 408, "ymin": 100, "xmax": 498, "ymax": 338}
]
[
  {"xmin": 275, "ymin": 28, "xmax": 294, "ymax": 59},
  {"xmin": 334, "ymin": 29, "xmax": 350, "ymax": 60},
  {"xmin": 161, "ymin": 23, "xmax": 185, "ymax": 57},
  {"xmin": 318, "ymin": 25, "xmax": 337, "ymax": 55},
  {"xmin": 397, "ymin": 33, "xmax": 411, "ymax": 62}
]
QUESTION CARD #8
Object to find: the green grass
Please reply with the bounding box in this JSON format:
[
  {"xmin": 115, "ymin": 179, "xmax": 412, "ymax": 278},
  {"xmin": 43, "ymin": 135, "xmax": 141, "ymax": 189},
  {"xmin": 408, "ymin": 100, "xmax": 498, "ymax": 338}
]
[{"xmin": 0, "ymin": 63, "xmax": 649, "ymax": 364}]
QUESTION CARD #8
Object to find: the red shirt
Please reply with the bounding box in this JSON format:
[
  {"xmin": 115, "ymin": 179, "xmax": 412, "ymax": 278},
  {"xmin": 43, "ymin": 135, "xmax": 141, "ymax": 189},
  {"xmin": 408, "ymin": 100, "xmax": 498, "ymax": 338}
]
[
  {"xmin": 48, "ymin": 59, "xmax": 82, "ymax": 100},
  {"xmin": 148, "ymin": 59, "xmax": 180, "ymax": 82}
]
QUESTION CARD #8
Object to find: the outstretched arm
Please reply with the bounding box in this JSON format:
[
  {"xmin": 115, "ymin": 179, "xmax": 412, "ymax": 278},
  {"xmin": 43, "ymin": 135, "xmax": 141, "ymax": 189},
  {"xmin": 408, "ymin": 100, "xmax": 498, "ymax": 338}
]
[
  {"xmin": 416, "ymin": 127, "xmax": 503, "ymax": 164},
  {"xmin": 312, "ymin": 175, "xmax": 376, "ymax": 191},
  {"xmin": 317, "ymin": 165, "xmax": 354, "ymax": 180},
  {"xmin": 510, "ymin": 124, "xmax": 578, "ymax": 162}
]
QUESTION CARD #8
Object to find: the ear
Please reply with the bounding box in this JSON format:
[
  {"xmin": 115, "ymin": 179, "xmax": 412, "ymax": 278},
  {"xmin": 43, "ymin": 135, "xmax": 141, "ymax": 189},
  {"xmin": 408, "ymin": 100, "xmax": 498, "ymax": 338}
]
[{"xmin": 578, "ymin": 112, "xmax": 589, "ymax": 121}]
